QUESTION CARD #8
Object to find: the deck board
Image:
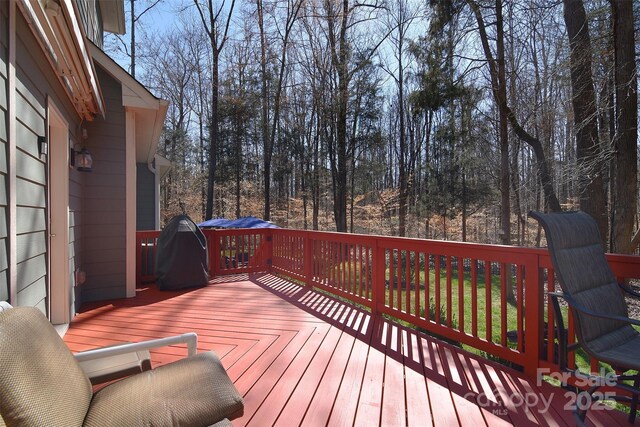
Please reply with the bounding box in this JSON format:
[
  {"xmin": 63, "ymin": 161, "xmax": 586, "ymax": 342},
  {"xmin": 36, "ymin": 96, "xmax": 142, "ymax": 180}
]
[
  {"xmin": 328, "ymin": 325, "xmax": 371, "ymax": 426},
  {"xmin": 247, "ymin": 325, "xmax": 330, "ymax": 426},
  {"xmin": 64, "ymin": 274, "xmax": 633, "ymax": 427},
  {"xmin": 402, "ymin": 330, "xmax": 433, "ymax": 427},
  {"xmin": 381, "ymin": 323, "xmax": 408, "ymax": 426},
  {"xmin": 303, "ymin": 327, "xmax": 358, "ymax": 426},
  {"xmin": 277, "ymin": 326, "xmax": 345, "ymax": 426},
  {"xmin": 353, "ymin": 330, "xmax": 385, "ymax": 426}
]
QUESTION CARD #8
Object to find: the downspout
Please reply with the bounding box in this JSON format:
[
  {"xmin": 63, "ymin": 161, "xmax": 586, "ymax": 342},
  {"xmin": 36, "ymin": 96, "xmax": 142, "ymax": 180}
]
[
  {"xmin": 125, "ymin": 108, "xmax": 136, "ymax": 297},
  {"xmin": 146, "ymin": 100, "xmax": 169, "ymax": 165},
  {"xmin": 147, "ymin": 100, "xmax": 168, "ymax": 230}
]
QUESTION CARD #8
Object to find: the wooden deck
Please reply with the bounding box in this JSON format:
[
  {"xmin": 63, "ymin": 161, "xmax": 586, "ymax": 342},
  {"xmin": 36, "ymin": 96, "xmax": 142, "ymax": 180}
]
[{"xmin": 64, "ymin": 274, "xmax": 632, "ymax": 426}]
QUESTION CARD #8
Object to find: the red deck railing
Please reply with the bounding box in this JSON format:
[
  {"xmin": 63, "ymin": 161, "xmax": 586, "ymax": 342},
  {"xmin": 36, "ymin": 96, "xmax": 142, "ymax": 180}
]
[{"xmin": 136, "ymin": 228, "xmax": 640, "ymax": 380}]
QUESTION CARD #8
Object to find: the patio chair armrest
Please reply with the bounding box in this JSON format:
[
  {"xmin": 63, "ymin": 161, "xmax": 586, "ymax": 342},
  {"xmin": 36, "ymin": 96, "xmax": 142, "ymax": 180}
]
[
  {"xmin": 619, "ymin": 282, "xmax": 640, "ymax": 299},
  {"xmin": 554, "ymin": 292, "xmax": 640, "ymax": 328},
  {"xmin": 74, "ymin": 332, "xmax": 198, "ymax": 363}
]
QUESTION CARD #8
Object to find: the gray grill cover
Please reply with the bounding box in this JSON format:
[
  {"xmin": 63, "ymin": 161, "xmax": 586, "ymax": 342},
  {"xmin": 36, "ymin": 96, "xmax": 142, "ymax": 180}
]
[{"xmin": 156, "ymin": 215, "xmax": 209, "ymax": 290}]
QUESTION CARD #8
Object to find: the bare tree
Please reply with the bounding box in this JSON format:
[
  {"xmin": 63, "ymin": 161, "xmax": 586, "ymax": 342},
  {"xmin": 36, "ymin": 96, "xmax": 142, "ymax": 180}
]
[
  {"xmin": 193, "ymin": 0, "xmax": 236, "ymax": 220},
  {"xmin": 563, "ymin": 0, "xmax": 607, "ymax": 241},
  {"xmin": 105, "ymin": 0, "xmax": 163, "ymax": 78},
  {"xmin": 380, "ymin": 0, "xmax": 419, "ymax": 237},
  {"xmin": 467, "ymin": 0, "xmax": 561, "ymax": 214},
  {"xmin": 129, "ymin": 0, "xmax": 163, "ymax": 78},
  {"xmin": 611, "ymin": 0, "xmax": 638, "ymax": 253},
  {"xmin": 257, "ymin": 0, "xmax": 304, "ymax": 221},
  {"xmin": 324, "ymin": 0, "xmax": 386, "ymax": 232},
  {"xmin": 142, "ymin": 29, "xmax": 201, "ymax": 219}
]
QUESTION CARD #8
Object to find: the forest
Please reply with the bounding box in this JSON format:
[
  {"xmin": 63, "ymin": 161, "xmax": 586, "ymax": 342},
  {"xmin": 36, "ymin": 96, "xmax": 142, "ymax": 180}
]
[{"xmin": 107, "ymin": 0, "xmax": 640, "ymax": 252}]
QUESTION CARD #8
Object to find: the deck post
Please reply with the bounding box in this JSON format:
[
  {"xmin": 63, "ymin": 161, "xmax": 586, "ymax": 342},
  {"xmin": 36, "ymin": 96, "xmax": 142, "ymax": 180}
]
[
  {"xmin": 135, "ymin": 231, "xmax": 160, "ymax": 284},
  {"xmin": 211, "ymin": 230, "xmax": 220, "ymax": 277},
  {"xmin": 135, "ymin": 233, "xmax": 142, "ymax": 286},
  {"xmin": 265, "ymin": 230, "xmax": 274, "ymax": 273},
  {"xmin": 372, "ymin": 238, "xmax": 386, "ymax": 314},
  {"xmin": 304, "ymin": 232, "xmax": 313, "ymax": 287},
  {"xmin": 523, "ymin": 253, "xmax": 543, "ymax": 379}
]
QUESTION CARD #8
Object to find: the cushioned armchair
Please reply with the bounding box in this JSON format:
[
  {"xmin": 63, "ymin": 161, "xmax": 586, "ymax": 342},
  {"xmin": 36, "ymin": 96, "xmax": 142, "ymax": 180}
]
[
  {"xmin": 531, "ymin": 210, "xmax": 640, "ymax": 425},
  {"xmin": 0, "ymin": 306, "xmax": 244, "ymax": 426}
]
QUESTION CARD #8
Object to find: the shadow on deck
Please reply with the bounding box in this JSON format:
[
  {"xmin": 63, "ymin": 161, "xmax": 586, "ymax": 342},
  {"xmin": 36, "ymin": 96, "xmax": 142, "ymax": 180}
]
[{"xmin": 64, "ymin": 274, "xmax": 632, "ymax": 427}]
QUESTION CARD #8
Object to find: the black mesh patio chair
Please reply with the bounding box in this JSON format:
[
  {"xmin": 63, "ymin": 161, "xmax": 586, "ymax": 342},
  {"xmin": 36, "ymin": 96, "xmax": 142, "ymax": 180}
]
[{"xmin": 530, "ymin": 210, "xmax": 640, "ymax": 425}]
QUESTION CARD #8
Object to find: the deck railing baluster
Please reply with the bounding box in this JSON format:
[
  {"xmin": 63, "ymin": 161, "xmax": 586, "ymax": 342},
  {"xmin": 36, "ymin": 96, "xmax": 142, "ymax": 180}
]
[
  {"xmin": 458, "ymin": 257, "xmax": 464, "ymax": 333},
  {"xmin": 471, "ymin": 259, "xmax": 477, "ymax": 337},
  {"xmin": 485, "ymin": 261, "xmax": 491, "ymax": 343}
]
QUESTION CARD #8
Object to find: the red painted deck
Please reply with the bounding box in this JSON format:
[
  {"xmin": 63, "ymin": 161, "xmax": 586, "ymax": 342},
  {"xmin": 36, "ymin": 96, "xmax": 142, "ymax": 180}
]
[{"xmin": 64, "ymin": 274, "xmax": 632, "ymax": 426}]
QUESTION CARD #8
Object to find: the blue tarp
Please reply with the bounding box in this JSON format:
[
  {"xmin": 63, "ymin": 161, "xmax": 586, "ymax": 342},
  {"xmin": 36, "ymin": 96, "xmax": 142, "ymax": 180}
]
[
  {"xmin": 198, "ymin": 216, "xmax": 279, "ymax": 229},
  {"xmin": 198, "ymin": 218, "xmax": 234, "ymax": 228},
  {"xmin": 228, "ymin": 216, "xmax": 280, "ymax": 228}
]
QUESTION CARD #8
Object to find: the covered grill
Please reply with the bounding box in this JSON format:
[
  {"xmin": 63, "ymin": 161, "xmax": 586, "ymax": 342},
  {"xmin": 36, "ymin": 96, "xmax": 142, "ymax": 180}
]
[{"xmin": 155, "ymin": 215, "xmax": 209, "ymax": 290}]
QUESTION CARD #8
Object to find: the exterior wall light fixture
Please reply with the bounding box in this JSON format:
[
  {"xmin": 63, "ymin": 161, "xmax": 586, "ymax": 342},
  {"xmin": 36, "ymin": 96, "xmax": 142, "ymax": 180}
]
[
  {"xmin": 75, "ymin": 147, "xmax": 93, "ymax": 172},
  {"xmin": 38, "ymin": 136, "xmax": 48, "ymax": 156}
]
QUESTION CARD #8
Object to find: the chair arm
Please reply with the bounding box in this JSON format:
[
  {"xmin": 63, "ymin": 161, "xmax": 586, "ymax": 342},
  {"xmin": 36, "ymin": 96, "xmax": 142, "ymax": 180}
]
[
  {"xmin": 619, "ymin": 282, "xmax": 640, "ymax": 299},
  {"xmin": 553, "ymin": 292, "xmax": 640, "ymax": 328},
  {"xmin": 74, "ymin": 332, "xmax": 198, "ymax": 363}
]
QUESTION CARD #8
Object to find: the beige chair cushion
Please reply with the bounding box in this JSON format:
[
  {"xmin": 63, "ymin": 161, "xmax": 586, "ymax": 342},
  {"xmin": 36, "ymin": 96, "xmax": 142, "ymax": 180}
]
[
  {"xmin": 85, "ymin": 351, "xmax": 244, "ymax": 426},
  {"xmin": 0, "ymin": 307, "xmax": 93, "ymax": 426}
]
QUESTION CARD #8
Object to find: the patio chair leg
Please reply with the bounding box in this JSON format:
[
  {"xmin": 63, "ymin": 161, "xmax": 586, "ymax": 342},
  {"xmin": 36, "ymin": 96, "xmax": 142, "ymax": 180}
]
[
  {"xmin": 574, "ymin": 387, "xmax": 599, "ymax": 427},
  {"xmin": 573, "ymin": 406, "xmax": 587, "ymax": 427},
  {"xmin": 561, "ymin": 382, "xmax": 577, "ymax": 394},
  {"xmin": 630, "ymin": 375, "xmax": 640, "ymax": 423}
]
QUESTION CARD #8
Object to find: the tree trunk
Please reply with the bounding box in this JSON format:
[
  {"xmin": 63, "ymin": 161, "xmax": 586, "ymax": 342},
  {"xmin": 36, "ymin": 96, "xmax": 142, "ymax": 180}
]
[
  {"xmin": 611, "ymin": 0, "xmax": 638, "ymax": 254},
  {"xmin": 397, "ymin": 29, "xmax": 407, "ymax": 237},
  {"xmin": 130, "ymin": 0, "xmax": 136, "ymax": 78},
  {"xmin": 312, "ymin": 107, "xmax": 320, "ymax": 230},
  {"xmin": 325, "ymin": 0, "xmax": 350, "ymax": 232},
  {"xmin": 335, "ymin": 22, "xmax": 349, "ymax": 232},
  {"xmin": 563, "ymin": 0, "xmax": 607, "ymax": 243},
  {"xmin": 196, "ymin": 0, "xmax": 236, "ymax": 220},
  {"xmin": 205, "ymin": 49, "xmax": 219, "ymax": 220},
  {"xmin": 234, "ymin": 116, "xmax": 241, "ymax": 218},
  {"xmin": 256, "ymin": 0, "xmax": 271, "ymax": 221},
  {"xmin": 199, "ymin": 111, "xmax": 206, "ymax": 220},
  {"xmin": 496, "ymin": 0, "xmax": 510, "ymax": 246}
]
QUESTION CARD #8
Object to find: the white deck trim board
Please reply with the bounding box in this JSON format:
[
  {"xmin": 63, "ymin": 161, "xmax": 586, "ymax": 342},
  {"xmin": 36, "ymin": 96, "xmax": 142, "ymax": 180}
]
[
  {"xmin": 125, "ymin": 108, "xmax": 136, "ymax": 298},
  {"xmin": 8, "ymin": 0, "xmax": 17, "ymax": 305}
]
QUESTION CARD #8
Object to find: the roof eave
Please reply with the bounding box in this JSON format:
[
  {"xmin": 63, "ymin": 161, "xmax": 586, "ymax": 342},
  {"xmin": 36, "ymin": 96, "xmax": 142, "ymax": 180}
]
[
  {"xmin": 17, "ymin": 0, "xmax": 105, "ymax": 120},
  {"xmin": 98, "ymin": 0, "xmax": 126, "ymax": 35}
]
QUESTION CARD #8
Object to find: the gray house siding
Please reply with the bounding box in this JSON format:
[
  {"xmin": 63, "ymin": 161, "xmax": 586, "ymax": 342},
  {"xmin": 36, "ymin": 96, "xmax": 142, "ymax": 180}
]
[
  {"xmin": 136, "ymin": 163, "xmax": 155, "ymax": 230},
  {"xmin": 14, "ymin": 13, "xmax": 81, "ymax": 312},
  {"xmin": 0, "ymin": 1, "xmax": 8, "ymax": 302},
  {"xmin": 3, "ymin": 1, "xmax": 158, "ymax": 310},
  {"xmin": 76, "ymin": 0, "xmax": 103, "ymax": 49},
  {"xmin": 15, "ymin": 22, "xmax": 49, "ymax": 313},
  {"xmin": 81, "ymin": 65, "xmax": 126, "ymax": 302}
]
